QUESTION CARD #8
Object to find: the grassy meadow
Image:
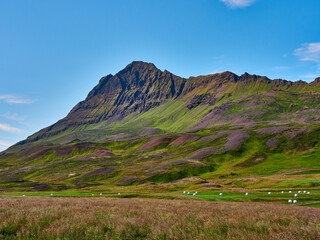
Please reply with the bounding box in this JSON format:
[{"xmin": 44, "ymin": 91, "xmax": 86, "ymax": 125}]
[{"xmin": 1, "ymin": 196, "xmax": 320, "ymax": 240}]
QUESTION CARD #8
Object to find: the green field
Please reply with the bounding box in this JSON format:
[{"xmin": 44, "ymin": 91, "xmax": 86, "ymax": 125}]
[{"xmin": 1, "ymin": 188, "xmax": 320, "ymax": 208}]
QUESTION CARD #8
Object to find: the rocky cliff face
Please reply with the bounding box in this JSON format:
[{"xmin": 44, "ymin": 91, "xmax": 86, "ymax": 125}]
[
  {"xmin": 66, "ymin": 61, "xmax": 186, "ymax": 125},
  {"xmin": 14, "ymin": 61, "xmax": 320, "ymax": 147}
]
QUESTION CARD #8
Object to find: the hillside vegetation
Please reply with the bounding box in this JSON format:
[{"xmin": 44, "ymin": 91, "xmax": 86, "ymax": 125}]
[{"xmin": 0, "ymin": 61, "xmax": 320, "ymax": 191}]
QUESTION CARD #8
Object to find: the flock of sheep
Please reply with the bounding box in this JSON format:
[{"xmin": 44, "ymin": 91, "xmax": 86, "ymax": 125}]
[
  {"xmin": 182, "ymin": 190, "xmax": 311, "ymax": 204},
  {"xmin": 20, "ymin": 190, "xmax": 311, "ymax": 205}
]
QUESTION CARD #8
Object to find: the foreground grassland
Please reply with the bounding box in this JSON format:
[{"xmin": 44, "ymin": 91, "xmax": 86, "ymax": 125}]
[{"xmin": 0, "ymin": 197, "xmax": 320, "ymax": 240}]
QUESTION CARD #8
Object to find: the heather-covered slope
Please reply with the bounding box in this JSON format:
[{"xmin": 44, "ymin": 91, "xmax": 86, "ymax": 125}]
[{"xmin": 1, "ymin": 126, "xmax": 320, "ymax": 191}]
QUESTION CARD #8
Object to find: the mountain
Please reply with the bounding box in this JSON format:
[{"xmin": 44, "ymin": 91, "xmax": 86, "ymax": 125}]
[
  {"xmin": 1, "ymin": 61, "xmax": 320, "ymax": 191},
  {"xmin": 10, "ymin": 61, "xmax": 320, "ymax": 148}
]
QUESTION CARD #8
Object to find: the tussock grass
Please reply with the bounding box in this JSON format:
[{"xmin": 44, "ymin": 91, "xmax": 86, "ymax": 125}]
[{"xmin": 0, "ymin": 197, "xmax": 319, "ymax": 239}]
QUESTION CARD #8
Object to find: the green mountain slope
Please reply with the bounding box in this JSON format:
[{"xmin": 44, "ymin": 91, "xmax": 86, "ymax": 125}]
[{"xmin": 0, "ymin": 61, "xmax": 320, "ymax": 191}]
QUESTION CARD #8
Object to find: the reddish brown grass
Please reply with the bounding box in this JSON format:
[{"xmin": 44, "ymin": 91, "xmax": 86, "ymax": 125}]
[
  {"xmin": 137, "ymin": 137, "xmax": 172, "ymax": 151},
  {"xmin": 170, "ymin": 135, "xmax": 199, "ymax": 146},
  {"xmin": 0, "ymin": 197, "xmax": 319, "ymax": 240}
]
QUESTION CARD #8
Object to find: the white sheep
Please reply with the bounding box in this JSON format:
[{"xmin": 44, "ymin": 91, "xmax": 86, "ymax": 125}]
[
  {"xmin": 183, "ymin": 191, "xmax": 186, "ymax": 194},
  {"xmin": 187, "ymin": 192, "xmax": 190, "ymax": 195},
  {"xmin": 288, "ymin": 200, "xmax": 292, "ymax": 203},
  {"xmin": 298, "ymin": 191, "xmax": 301, "ymax": 193},
  {"xmin": 22, "ymin": 195, "xmax": 26, "ymax": 197},
  {"xmin": 245, "ymin": 193, "xmax": 249, "ymax": 195},
  {"xmin": 303, "ymin": 190, "xmax": 306, "ymax": 193},
  {"xmin": 118, "ymin": 193, "xmax": 121, "ymax": 195},
  {"xmin": 294, "ymin": 194, "xmax": 298, "ymax": 197},
  {"xmin": 293, "ymin": 200, "xmax": 297, "ymax": 203},
  {"xmin": 50, "ymin": 193, "xmax": 53, "ymax": 196},
  {"xmin": 307, "ymin": 192, "xmax": 310, "ymax": 194},
  {"xmin": 100, "ymin": 193, "xmax": 102, "ymax": 196},
  {"xmin": 268, "ymin": 192, "xmax": 271, "ymax": 195},
  {"xmin": 281, "ymin": 191, "xmax": 284, "ymax": 193},
  {"xmin": 219, "ymin": 193, "xmax": 223, "ymax": 196},
  {"xmin": 289, "ymin": 191, "xmax": 292, "ymax": 193}
]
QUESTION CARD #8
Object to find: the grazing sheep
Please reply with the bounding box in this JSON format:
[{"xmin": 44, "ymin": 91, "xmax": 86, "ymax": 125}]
[
  {"xmin": 50, "ymin": 193, "xmax": 53, "ymax": 196},
  {"xmin": 92, "ymin": 194, "xmax": 94, "ymax": 196},
  {"xmin": 245, "ymin": 193, "xmax": 249, "ymax": 195},
  {"xmin": 219, "ymin": 193, "xmax": 223, "ymax": 196},
  {"xmin": 303, "ymin": 190, "xmax": 306, "ymax": 193},
  {"xmin": 288, "ymin": 200, "xmax": 292, "ymax": 203},
  {"xmin": 294, "ymin": 194, "xmax": 298, "ymax": 197},
  {"xmin": 22, "ymin": 195, "xmax": 26, "ymax": 197},
  {"xmin": 293, "ymin": 200, "xmax": 297, "ymax": 203},
  {"xmin": 183, "ymin": 191, "xmax": 186, "ymax": 194},
  {"xmin": 118, "ymin": 193, "xmax": 121, "ymax": 195},
  {"xmin": 187, "ymin": 192, "xmax": 190, "ymax": 195},
  {"xmin": 100, "ymin": 193, "xmax": 102, "ymax": 196},
  {"xmin": 289, "ymin": 191, "xmax": 292, "ymax": 193},
  {"xmin": 298, "ymin": 191, "xmax": 301, "ymax": 193},
  {"xmin": 268, "ymin": 192, "xmax": 271, "ymax": 195},
  {"xmin": 193, "ymin": 193, "xmax": 196, "ymax": 196},
  {"xmin": 307, "ymin": 192, "xmax": 310, "ymax": 194},
  {"xmin": 281, "ymin": 191, "xmax": 284, "ymax": 193}
]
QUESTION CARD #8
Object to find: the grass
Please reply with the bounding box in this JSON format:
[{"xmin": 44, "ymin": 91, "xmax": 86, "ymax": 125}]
[
  {"xmin": 288, "ymin": 170, "xmax": 320, "ymax": 175},
  {"xmin": 1, "ymin": 188, "xmax": 319, "ymax": 208},
  {"xmin": 0, "ymin": 197, "xmax": 319, "ymax": 240}
]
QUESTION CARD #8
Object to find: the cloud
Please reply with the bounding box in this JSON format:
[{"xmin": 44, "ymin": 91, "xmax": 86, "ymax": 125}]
[
  {"xmin": 272, "ymin": 66, "xmax": 292, "ymax": 71},
  {"xmin": 0, "ymin": 123, "xmax": 24, "ymax": 133},
  {"xmin": 220, "ymin": 0, "xmax": 256, "ymax": 8},
  {"xmin": 294, "ymin": 43, "xmax": 320, "ymax": 63},
  {"xmin": 300, "ymin": 73, "xmax": 319, "ymax": 79},
  {"xmin": 0, "ymin": 95, "xmax": 36, "ymax": 104},
  {"xmin": 0, "ymin": 140, "xmax": 11, "ymax": 150},
  {"xmin": 3, "ymin": 112, "xmax": 27, "ymax": 122}
]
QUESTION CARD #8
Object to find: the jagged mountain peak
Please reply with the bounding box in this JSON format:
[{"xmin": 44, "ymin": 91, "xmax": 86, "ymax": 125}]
[
  {"xmin": 310, "ymin": 77, "xmax": 320, "ymax": 86},
  {"xmin": 123, "ymin": 61, "xmax": 158, "ymax": 71},
  {"xmin": 218, "ymin": 71, "xmax": 239, "ymax": 82}
]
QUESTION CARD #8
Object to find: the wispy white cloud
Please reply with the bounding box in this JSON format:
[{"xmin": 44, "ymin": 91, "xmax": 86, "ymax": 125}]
[
  {"xmin": 300, "ymin": 73, "xmax": 319, "ymax": 79},
  {"xmin": 0, "ymin": 95, "xmax": 36, "ymax": 104},
  {"xmin": 294, "ymin": 43, "xmax": 320, "ymax": 63},
  {"xmin": 272, "ymin": 66, "xmax": 292, "ymax": 71},
  {"xmin": 3, "ymin": 112, "xmax": 27, "ymax": 122},
  {"xmin": 0, "ymin": 140, "xmax": 11, "ymax": 150},
  {"xmin": 220, "ymin": 0, "xmax": 256, "ymax": 8},
  {"xmin": 0, "ymin": 123, "xmax": 24, "ymax": 133}
]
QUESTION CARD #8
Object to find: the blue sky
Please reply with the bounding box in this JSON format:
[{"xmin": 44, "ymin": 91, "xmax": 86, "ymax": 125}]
[{"xmin": 0, "ymin": 0, "xmax": 320, "ymax": 150}]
